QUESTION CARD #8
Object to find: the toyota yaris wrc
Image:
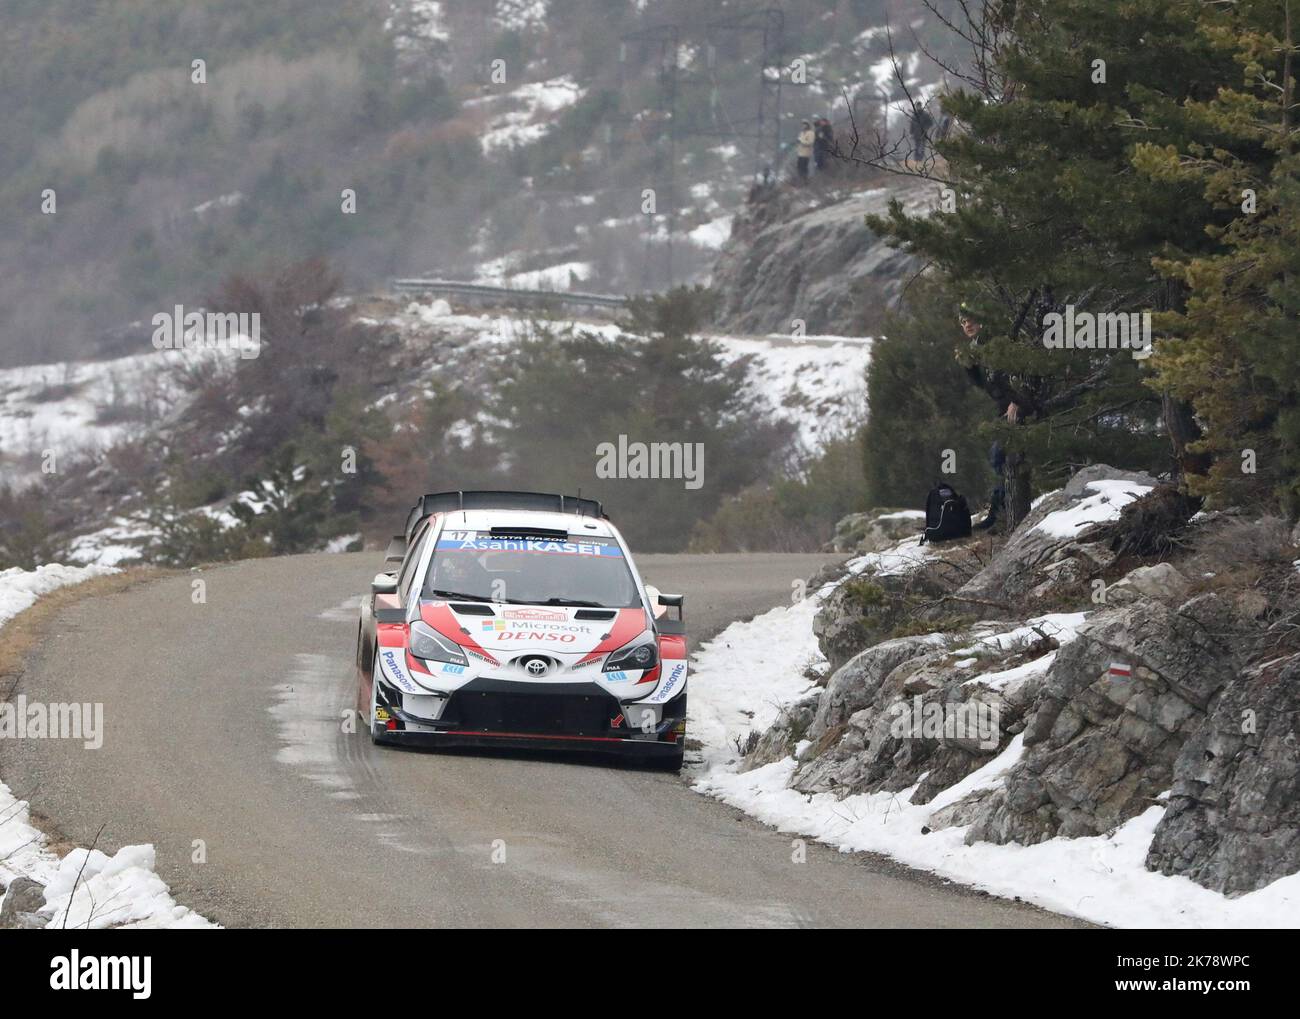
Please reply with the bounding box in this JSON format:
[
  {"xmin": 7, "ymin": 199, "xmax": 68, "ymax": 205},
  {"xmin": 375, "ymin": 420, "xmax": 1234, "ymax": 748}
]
[{"xmin": 355, "ymin": 491, "xmax": 688, "ymax": 769}]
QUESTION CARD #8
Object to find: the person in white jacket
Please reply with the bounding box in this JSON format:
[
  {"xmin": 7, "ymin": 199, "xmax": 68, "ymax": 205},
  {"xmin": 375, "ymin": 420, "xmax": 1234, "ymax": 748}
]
[{"xmin": 795, "ymin": 121, "xmax": 814, "ymax": 179}]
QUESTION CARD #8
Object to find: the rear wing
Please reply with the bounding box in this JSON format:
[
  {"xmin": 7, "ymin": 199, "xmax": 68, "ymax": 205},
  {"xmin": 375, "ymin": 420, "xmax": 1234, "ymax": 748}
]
[{"xmin": 403, "ymin": 490, "xmax": 606, "ymax": 539}]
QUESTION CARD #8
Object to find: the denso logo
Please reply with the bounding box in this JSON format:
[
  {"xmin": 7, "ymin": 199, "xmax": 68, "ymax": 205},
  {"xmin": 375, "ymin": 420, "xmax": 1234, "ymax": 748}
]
[{"xmin": 497, "ymin": 631, "xmax": 577, "ymax": 643}]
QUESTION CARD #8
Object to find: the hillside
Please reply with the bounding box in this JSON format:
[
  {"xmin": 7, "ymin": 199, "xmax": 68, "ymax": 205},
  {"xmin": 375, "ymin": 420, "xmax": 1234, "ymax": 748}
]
[
  {"xmin": 0, "ymin": 0, "xmax": 954, "ymax": 366},
  {"xmin": 0, "ymin": 288, "xmax": 873, "ymax": 566}
]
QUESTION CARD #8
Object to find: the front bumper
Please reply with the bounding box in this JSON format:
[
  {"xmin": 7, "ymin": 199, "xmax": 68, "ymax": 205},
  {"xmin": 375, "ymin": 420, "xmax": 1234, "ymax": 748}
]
[
  {"xmin": 376, "ymin": 728, "xmax": 685, "ymax": 757},
  {"xmin": 375, "ymin": 677, "xmax": 686, "ymax": 756}
]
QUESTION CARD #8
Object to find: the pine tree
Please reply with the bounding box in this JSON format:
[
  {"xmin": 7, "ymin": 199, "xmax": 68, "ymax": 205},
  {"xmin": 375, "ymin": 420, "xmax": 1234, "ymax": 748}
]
[
  {"xmin": 866, "ymin": 0, "xmax": 1242, "ymax": 519},
  {"xmin": 861, "ymin": 278, "xmax": 995, "ymax": 510},
  {"xmin": 1137, "ymin": 0, "xmax": 1300, "ymax": 512}
]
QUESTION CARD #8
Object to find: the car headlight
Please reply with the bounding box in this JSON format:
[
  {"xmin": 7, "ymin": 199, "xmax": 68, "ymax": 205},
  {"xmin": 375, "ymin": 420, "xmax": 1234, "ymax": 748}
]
[
  {"xmin": 410, "ymin": 621, "xmax": 468, "ymax": 667},
  {"xmin": 603, "ymin": 637, "xmax": 657, "ymax": 672}
]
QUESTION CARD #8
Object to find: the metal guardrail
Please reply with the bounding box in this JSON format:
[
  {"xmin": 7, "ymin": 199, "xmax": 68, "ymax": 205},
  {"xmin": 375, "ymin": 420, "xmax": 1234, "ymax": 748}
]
[{"xmin": 392, "ymin": 278, "xmax": 629, "ymax": 310}]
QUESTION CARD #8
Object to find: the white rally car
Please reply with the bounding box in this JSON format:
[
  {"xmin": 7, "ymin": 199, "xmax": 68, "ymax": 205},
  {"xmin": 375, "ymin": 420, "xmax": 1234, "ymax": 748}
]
[{"xmin": 355, "ymin": 491, "xmax": 688, "ymax": 769}]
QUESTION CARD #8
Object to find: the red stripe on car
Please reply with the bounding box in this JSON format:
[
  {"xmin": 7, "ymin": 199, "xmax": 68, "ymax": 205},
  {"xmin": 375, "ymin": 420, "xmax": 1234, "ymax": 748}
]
[
  {"xmin": 658, "ymin": 633, "xmax": 687, "ymax": 659},
  {"xmin": 377, "ymin": 624, "xmax": 406, "ymax": 648},
  {"xmin": 419, "ymin": 601, "xmax": 500, "ymax": 666},
  {"xmin": 576, "ymin": 607, "xmax": 650, "ymax": 665}
]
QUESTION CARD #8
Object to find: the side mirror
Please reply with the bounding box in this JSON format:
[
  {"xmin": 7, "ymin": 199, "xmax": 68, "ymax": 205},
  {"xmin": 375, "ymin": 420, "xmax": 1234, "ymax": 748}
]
[
  {"xmin": 657, "ymin": 592, "xmax": 684, "ymax": 621},
  {"xmin": 372, "ymin": 573, "xmax": 398, "ymax": 597}
]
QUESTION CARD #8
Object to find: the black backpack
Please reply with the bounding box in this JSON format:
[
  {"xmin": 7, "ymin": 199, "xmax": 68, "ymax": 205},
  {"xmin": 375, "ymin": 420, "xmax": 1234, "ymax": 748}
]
[{"xmin": 920, "ymin": 482, "xmax": 972, "ymax": 544}]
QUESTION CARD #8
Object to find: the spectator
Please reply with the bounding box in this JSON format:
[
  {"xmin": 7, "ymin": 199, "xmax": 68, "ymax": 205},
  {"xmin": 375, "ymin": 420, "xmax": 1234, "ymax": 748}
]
[
  {"xmin": 954, "ymin": 302, "xmax": 1033, "ymax": 530},
  {"xmin": 910, "ymin": 102, "xmax": 934, "ymax": 162},
  {"xmin": 814, "ymin": 117, "xmax": 834, "ymax": 174},
  {"xmin": 796, "ymin": 120, "xmax": 814, "ymax": 180}
]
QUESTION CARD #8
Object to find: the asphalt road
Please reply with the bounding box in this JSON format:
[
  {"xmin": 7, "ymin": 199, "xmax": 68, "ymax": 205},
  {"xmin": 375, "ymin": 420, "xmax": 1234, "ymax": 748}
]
[{"xmin": 3, "ymin": 552, "xmax": 1080, "ymax": 928}]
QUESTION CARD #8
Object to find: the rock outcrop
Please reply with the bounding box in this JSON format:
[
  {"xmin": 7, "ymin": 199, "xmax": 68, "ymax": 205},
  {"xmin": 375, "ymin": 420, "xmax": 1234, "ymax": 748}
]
[
  {"xmin": 827, "ymin": 508, "xmax": 925, "ymax": 554},
  {"xmin": 748, "ymin": 464, "xmax": 1300, "ymax": 899},
  {"xmin": 963, "ymin": 594, "xmax": 1241, "ymax": 845},
  {"xmin": 710, "ymin": 181, "xmax": 930, "ymax": 337},
  {"xmin": 0, "ymin": 876, "xmax": 46, "ymax": 930},
  {"xmin": 953, "ymin": 464, "xmax": 1156, "ymax": 607},
  {"xmin": 1146, "ymin": 654, "xmax": 1300, "ymax": 895},
  {"xmin": 812, "ymin": 563, "xmax": 946, "ymax": 672}
]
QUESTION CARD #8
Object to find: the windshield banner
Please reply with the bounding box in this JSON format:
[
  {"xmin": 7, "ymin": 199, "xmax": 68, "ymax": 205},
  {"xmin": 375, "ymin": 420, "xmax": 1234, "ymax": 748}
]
[{"xmin": 436, "ymin": 531, "xmax": 624, "ymax": 558}]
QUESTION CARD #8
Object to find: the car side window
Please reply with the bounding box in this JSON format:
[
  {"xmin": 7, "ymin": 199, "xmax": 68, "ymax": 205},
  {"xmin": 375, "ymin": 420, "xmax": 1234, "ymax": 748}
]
[{"xmin": 398, "ymin": 522, "xmax": 431, "ymax": 600}]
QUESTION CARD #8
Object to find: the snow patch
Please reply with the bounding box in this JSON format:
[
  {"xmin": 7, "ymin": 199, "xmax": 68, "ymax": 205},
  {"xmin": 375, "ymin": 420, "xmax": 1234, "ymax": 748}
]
[
  {"xmin": 707, "ymin": 334, "xmax": 871, "ymax": 455},
  {"xmin": 0, "ymin": 563, "xmax": 119, "ymax": 629},
  {"xmin": 478, "ymin": 77, "xmax": 584, "ymax": 154},
  {"xmin": 0, "ymin": 565, "xmax": 213, "ymax": 928},
  {"xmin": 1033, "ymin": 480, "xmax": 1153, "ymax": 539},
  {"xmin": 688, "ymin": 214, "xmax": 734, "ymax": 250},
  {"xmin": 687, "ymin": 586, "xmax": 1296, "ymax": 927}
]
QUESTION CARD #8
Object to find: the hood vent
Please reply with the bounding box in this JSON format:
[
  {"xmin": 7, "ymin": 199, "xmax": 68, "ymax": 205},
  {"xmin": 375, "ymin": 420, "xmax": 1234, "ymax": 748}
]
[{"xmin": 449, "ymin": 603, "xmax": 494, "ymax": 616}]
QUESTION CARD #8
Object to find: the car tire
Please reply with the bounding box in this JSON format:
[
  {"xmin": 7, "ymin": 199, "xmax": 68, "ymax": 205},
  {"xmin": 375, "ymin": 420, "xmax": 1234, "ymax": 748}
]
[
  {"xmin": 368, "ymin": 660, "xmax": 392, "ymax": 746},
  {"xmin": 642, "ymin": 744, "xmax": 684, "ymax": 772}
]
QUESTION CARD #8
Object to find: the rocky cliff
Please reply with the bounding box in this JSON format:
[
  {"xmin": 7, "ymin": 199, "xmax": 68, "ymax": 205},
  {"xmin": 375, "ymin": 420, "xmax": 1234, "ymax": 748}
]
[
  {"xmin": 745, "ymin": 465, "xmax": 1300, "ymax": 898},
  {"xmin": 709, "ymin": 180, "xmax": 933, "ymax": 338}
]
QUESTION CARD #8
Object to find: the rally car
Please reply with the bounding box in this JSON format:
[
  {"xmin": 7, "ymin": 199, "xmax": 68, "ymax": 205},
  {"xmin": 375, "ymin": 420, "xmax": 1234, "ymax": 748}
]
[{"xmin": 355, "ymin": 491, "xmax": 688, "ymax": 769}]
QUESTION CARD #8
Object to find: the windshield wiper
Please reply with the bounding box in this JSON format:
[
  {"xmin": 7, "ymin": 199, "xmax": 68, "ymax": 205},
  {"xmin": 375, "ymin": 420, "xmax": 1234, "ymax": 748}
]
[
  {"xmin": 428, "ymin": 589, "xmax": 494, "ymax": 603},
  {"xmin": 532, "ymin": 597, "xmax": 607, "ymax": 608}
]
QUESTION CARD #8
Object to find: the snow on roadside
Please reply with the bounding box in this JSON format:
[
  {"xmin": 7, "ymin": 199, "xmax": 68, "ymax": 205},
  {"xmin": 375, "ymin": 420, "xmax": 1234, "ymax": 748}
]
[
  {"xmin": 689, "ymin": 592, "xmax": 827, "ymax": 774},
  {"xmin": 0, "ymin": 563, "xmax": 118, "ymax": 629},
  {"xmin": 687, "ymin": 589, "xmax": 1299, "ymax": 928},
  {"xmin": 0, "ymin": 565, "xmax": 215, "ymax": 929},
  {"xmin": 0, "ymin": 784, "xmax": 214, "ymax": 929}
]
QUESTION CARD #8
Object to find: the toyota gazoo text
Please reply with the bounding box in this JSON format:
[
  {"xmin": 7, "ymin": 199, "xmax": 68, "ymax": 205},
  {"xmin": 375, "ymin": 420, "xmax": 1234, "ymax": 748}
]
[{"xmin": 355, "ymin": 491, "xmax": 688, "ymax": 769}]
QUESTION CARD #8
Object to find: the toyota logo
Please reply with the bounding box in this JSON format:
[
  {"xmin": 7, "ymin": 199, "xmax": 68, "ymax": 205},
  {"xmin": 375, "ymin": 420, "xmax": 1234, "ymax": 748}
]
[{"xmin": 525, "ymin": 659, "xmax": 549, "ymax": 677}]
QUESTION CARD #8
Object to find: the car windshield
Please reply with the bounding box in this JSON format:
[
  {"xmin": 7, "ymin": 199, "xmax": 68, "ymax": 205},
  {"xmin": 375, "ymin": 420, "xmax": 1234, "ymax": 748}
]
[{"xmin": 421, "ymin": 529, "xmax": 641, "ymax": 608}]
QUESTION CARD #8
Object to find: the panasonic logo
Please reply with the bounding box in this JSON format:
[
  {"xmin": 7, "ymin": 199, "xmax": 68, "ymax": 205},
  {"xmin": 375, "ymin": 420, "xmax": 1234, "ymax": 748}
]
[{"xmin": 50, "ymin": 951, "xmax": 152, "ymax": 999}]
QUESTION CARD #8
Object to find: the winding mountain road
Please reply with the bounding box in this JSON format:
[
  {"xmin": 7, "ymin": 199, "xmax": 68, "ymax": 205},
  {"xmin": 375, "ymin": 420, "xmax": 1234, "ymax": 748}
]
[{"xmin": 2, "ymin": 552, "xmax": 1081, "ymax": 928}]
